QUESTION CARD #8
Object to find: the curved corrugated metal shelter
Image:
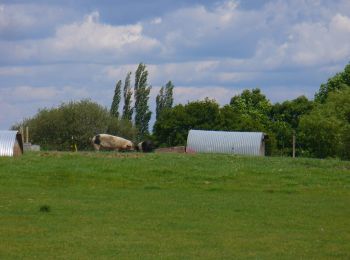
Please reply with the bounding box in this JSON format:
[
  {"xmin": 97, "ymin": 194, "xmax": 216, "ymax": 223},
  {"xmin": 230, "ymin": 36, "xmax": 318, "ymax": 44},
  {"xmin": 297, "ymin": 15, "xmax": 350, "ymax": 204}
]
[
  {"xmin": 0, "ymin": 131, "xmax": 24, "ymax": 157},
  {"xmin": 186, "ymin": 130, "xmax": 266, "ymax": 156}
]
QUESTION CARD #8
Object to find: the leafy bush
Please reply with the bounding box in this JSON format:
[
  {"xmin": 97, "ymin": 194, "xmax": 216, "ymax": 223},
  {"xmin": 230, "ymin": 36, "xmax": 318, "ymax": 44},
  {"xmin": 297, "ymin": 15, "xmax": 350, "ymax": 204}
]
[
  {"xmin": 299, "ymin": 88, "xmax": 350, "ymax": 159},
  {"xmin": 12, "ymin": 99, "xmax": 137, "ymax": 150}
]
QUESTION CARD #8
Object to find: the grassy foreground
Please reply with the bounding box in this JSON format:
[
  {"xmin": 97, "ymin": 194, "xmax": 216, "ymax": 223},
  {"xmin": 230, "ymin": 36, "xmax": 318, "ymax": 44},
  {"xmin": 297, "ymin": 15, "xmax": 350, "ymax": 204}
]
[{"xmin": 0, "ymin": 152, "xmax": 349, "ymax": 259}]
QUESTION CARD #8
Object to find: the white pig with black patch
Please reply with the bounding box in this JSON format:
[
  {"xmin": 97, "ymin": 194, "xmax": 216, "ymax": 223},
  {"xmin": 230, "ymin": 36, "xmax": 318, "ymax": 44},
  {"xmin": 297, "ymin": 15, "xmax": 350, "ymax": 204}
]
[{"xmin": 92, "ymin": 134, "xmax": 134, "ymax": 151}]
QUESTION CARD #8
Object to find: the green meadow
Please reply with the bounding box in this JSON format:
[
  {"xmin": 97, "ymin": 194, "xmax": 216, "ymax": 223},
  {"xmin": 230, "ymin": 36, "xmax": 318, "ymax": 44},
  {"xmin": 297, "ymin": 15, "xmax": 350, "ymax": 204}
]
[{"xmin": 0, "ymin": 152, "xmax": 349, "ymax": 259}]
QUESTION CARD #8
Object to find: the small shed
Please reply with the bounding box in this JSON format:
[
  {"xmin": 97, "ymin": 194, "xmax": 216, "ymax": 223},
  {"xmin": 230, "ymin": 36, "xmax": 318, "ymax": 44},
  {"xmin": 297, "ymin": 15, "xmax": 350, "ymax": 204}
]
[
  {"xmin": 0, "ymin": 131, "xmax": 24, "ymax": 157},
  {"xmin": 186, "ymin": 130, "xmax": 266, "ymax": 156}
]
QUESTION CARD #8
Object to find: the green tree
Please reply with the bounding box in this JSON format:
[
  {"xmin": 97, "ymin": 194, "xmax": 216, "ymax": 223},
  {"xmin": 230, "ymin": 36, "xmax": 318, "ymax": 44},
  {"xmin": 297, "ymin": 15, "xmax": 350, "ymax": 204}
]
[
  {"xmin": 299, "ymin": 88, "xmax": 350, "ymax": 159},
  {"xmin": 186, "ymin": 98, "xmax": 220, "ymax": 130},
  {"xmin": 12, "ymin": 100, "xmax": 137, "ymax": 151},
  {"xmin": 153, "ymin": 104, "xmax": 189, "ymax": 146},
  {"xmin": 134, "ymin": 63, "xmax": 152, "ymax": 140},
  {"xmin": 122, "ymin": 72, "xmax": 133, "ymax": 121},
  {"xmin": 156, "ymin": 80, "xmax": 174, "ymax": 120},
  {"xmin": 153, "ymin": 98, "xmax": 220, "ymax": 146},
  {"xmin": 164, "ymin": 81, "xmax": 174, "ymax": 109},
  {"xmin": 110, "ymin": 80, "xmax": 122, "ymax": 118},
  {"xmin": 270, "ymin": 96, "xmax": 313, "ymax": 155},
  {"xmin": 315, "ymin": 63, "xmax": 350, "ymax": 103},
  {"xmin": 230, "ymin": 88, "xmax": 272, "ymax": 131},
  {"xmin": 229, "ymin": 88, "xmax": 277, "ymax": 154},
  {"xmin": 216, "ymin": 105, "xmax": 242, "ymax": 131},
  {"xmin": 156, "ymin": 87, "xmax": 165, "ymax": 120}
]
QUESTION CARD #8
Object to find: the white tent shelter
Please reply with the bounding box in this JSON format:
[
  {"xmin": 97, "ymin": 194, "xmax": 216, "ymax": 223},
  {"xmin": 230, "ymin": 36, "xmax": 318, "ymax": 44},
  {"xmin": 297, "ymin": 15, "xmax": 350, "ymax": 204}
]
[
  {"xmin": 0, "ymin": 131, "xmax": 24, "ymax": 157},
  {"xmin": 186, "ymin": 130, "xmax": 266, "ymax": 156}
]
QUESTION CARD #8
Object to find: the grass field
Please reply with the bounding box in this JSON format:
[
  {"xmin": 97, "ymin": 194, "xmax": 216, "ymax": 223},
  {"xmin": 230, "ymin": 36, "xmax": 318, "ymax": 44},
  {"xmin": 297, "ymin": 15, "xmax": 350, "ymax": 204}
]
[{"xmin": 0, "ymin": 152, "xmax": 350, "ymax": 259}]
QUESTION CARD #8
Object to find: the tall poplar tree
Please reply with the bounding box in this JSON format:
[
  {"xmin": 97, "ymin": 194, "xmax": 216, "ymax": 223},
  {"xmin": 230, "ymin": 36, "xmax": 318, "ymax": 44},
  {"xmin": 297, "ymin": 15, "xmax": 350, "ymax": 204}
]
[
  {"xmin": 165, "ymin": 80, "xmax": 174, "ymax": 109},
  {"xmin": 134, "ymin": 63, "xmax": 152, "ymax": 139},
  {"xmin": 122, "ymin": 72, "xmax": 133, "ymax": 121},
  {"xmin": 156, "ymin": 80, "xmax": 174, "ymax": 120},
  {"xmin": 110, "ymin": 80, "xmax": 121, "ymax": 118}
]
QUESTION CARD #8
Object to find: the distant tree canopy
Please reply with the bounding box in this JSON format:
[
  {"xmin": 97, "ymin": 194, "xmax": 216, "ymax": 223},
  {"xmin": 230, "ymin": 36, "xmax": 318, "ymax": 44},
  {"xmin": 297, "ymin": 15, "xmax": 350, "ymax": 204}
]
[
  {"xmin": 299, "ymin": 88, "xmax": 350, "ymax": 159},
  {"xmin": 12, "ymin": 100, "xmax": 137, "ymax": 151},
  {"xmin": 270, "ymin": 96, "xmax": 314, "ymax": 155},
  {"xmin": 153, "ymin": 98, "xmax": 220, "ymax": 147},
  {"xmin": 315, "ymin": 63, "xmax": 350, "ymax": 103},
  {"xmin": 230, "ymin": 88, "xmax": 272, "ymax": 132}
]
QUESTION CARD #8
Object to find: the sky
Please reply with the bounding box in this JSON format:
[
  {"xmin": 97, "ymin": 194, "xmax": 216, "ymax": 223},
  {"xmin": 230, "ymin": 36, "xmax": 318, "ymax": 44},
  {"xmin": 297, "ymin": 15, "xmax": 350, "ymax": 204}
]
[{"xmin": 1, "ymin": 0, "xmax": 350, "ymax": 130}]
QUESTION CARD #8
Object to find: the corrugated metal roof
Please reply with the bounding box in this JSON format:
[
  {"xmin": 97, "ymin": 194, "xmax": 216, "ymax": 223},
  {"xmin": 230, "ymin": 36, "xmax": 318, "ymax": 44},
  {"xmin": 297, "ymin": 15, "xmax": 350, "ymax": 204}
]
[
  {"xmin": 186, "ymin": 130, "xmax": 265, "ymax": 156},
  {"xmin": 0, "ymin": 131, "xmax": 21, "ymax": 156}
]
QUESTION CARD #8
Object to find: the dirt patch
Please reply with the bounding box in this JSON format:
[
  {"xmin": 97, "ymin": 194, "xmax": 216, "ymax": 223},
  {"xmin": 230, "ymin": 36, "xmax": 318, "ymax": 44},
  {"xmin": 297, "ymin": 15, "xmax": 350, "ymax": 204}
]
[
  {"xmin": 85, "ymin": 152, "xmax": 144, "ymax": 159},
  {"xmin": 155, "ymin": 146, "xmax": 186, "ymax": 153},
  {"xmin": 39, "ymin": 151, "xmax": 64, "ymax": 157}
]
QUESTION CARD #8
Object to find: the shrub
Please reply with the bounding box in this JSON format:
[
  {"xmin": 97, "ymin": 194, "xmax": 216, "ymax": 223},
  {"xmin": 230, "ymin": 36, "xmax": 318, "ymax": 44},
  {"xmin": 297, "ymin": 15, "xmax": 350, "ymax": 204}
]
[{"xmin": 12, "ymin": 99, "xmax": 137, "ymax": 150}]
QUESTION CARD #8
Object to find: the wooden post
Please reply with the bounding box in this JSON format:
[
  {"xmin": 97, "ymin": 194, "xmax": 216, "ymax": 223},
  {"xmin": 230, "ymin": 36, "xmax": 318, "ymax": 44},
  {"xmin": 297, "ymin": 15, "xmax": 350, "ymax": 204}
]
[
  {"xmin": 292, "ymin": 130, "xmax": 296, "ymax": 158},
  {"xmin": 26, "ymin": 126, "xmax": 29, "ymax": 143},
  {"xmin": 20, "ymin": 126, "xmax": 24, "ymax": 144}
]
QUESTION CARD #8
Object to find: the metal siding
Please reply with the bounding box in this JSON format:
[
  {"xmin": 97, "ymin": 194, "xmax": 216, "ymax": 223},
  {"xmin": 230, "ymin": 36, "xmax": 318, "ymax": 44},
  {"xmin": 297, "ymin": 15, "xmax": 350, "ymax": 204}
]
[
  {"xmin": 187, "ymin": 130, "xmax": 264, "ymax": 156},
  {"xmin": 0, "ymin": 131, "xmax": 18, "ymax": 157}
]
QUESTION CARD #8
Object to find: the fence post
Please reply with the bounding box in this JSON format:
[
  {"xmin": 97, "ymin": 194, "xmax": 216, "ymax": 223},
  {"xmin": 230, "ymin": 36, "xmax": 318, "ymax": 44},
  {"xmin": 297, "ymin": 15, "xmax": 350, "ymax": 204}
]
[
  {"xmin": 292, "ymin": 130, "xmax": 296, "ymax": 158},
  {"xmin": 20, "ymin": 126, "xmax": 24, "ymax": 144},
  {"xmin": 26, "ymin": 126, "xmax": 29, "ymax": 143}
]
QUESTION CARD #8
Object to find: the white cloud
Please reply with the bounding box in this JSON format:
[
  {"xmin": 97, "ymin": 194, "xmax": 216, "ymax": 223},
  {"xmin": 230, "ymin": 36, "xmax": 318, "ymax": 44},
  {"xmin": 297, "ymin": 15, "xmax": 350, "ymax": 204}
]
[
  {"xmin": 0, "ymin": 66, "xmax": 33, "ymax": 76},
  {"xmin": 0, "ymin": 11, "xmax": 161, "ymax": 63},
  {"xmin": 151, "ymin": 17, "xmax": 162, "ymax": 25},
  {"xmin": 0, "ymin": 3, "xmax": 77, "ymax": 40},
  {"xmin": 0, "ymin": 4, "xmax": 36, "ymax": 32},
  {"xmin": 1, "ymin": 85, "xmax": 89, "ymax": 102},
  {"xmin": 0, "ymin": 85, "xmax": 91, "ymax": 128},
  {"xmin": 104, "ymin": 60, "xmax": 258, "ymax": 88},
  {"xmin": 52, "ymin": 11, "xmax": 159, "ymax": 53},
  {"xmin": 263, "ymin": 85, "xmax": 314, "ymax": 102},
  {"xmin": 252, "ymin": 9, "xmax": 350, "ymax": 68},
  {"xmin": 288, "ymin": 14, "xmax": 350, "ymax": 66},
  {"xmin": 2, "ymin": 0, "xmax": 350, "ymax": 129}
]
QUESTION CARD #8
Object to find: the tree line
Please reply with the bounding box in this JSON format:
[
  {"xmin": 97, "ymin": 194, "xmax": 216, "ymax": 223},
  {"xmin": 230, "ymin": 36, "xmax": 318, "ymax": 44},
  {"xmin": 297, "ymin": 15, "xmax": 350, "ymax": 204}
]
[{"xmin": 13, "ymin": 62, "xmax": 350, "ymax": 159}]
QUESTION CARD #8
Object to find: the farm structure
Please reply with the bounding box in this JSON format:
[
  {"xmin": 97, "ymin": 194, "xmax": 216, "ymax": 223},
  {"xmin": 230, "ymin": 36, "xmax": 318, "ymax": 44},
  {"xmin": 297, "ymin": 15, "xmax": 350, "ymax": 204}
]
[
  {"xmin": 0, "ymin": 130, "xmax": 24, "ymax": 157},
  {"xmin": 186, "ymin": 130, "xmax": 266, "ymax": 156}
]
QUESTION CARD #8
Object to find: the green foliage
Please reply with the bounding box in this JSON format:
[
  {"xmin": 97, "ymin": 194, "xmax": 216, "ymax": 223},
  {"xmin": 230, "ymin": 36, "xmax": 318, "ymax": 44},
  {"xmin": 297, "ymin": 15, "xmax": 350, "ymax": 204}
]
[
  {"xmin": 230, "ymin": 88, "xmax": 272, "ymax": 131},
  {"xmin": 12, "ymin": 100, "xmax": 137, "ymax": 150},
  {"xmin": 270, "ymin": 96, "xmax": 314, "ymax": 156},
  {"xmin": 153, "ymin": 104, "xmax": 189, "ymax": 146},
  {"xmin": 134, "ymin": 63, "xmax": 152, "ymax": 140},
  {"xmin": 1, "ymin": 152, "xmax": 350, "ymax": 258},
  {"xmin": 156, "ymin": 81, "xmax": 174, "ymax": 120},
  {"xmin": 315, "ymin": 63, "xmax": 350, "ymax": 103},
  {"xmin": 228, "ymin": 88, "xmax": 277, "ymax": 155},
  {"xmin": 155, "ymin": 87, "xmax": 165, "ymax": 120},
  {"xmin": 154, "ymin": 98, "xmax": 221, "ymax": 146},
  {"xmin": 122, "ymin": 72, "xmax": 133, "ymax": 121},
  {"xmin": 299, "ymin": 88, "xmax": 350, "ymax": 159},
  {"xmin": 110, "ymin": 80, "xmax": 122, "ymax": 118},
  {"xmin": 271, "ymin": 96, "xmax": 313, "ymax": 129},
  {"xmin": 216, "ymin": 105, "xmax": 242, "ymax": 131}
]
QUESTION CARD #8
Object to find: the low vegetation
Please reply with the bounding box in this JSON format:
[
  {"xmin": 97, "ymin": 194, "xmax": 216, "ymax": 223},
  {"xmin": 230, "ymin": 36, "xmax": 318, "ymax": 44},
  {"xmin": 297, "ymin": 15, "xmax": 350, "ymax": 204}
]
[{"xmin": 1, "ymin": 152, "xmax": 349, "ymax": 258}]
